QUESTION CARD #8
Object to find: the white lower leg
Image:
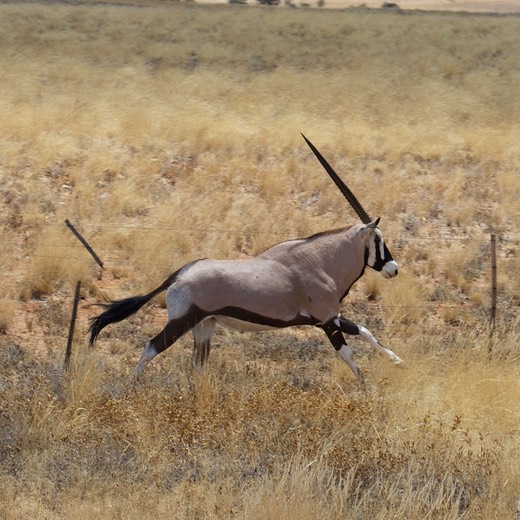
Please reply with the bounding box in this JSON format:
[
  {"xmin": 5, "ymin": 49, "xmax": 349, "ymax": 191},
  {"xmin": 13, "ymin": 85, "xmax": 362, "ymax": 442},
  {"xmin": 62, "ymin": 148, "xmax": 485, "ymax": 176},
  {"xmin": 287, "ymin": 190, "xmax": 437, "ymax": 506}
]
[
  {"xmin": 192, "ymin": 343, "xmax": 209, "ymax": 369},
  {"xmin": 192, "ymin": 319, "xmax": 215, "ymax": 368},
  {"xmin": 135, "ymin": 341, "xmax": 158, "ymax": 375},
  {"xmin": 358, "ymin": 326, "xmax": 403, "ymax": 364},
  {"xmin": 338, "ymin": 344, "xmax": 362, "ymax": 379}
]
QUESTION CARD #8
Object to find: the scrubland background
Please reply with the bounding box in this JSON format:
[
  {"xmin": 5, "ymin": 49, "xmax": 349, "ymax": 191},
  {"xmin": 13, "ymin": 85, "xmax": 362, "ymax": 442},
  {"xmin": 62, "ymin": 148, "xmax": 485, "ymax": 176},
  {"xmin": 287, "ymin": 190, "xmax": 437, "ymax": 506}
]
[{"xmin": 1, "ymin": 1, "xmax": 519, "ymax": 518}]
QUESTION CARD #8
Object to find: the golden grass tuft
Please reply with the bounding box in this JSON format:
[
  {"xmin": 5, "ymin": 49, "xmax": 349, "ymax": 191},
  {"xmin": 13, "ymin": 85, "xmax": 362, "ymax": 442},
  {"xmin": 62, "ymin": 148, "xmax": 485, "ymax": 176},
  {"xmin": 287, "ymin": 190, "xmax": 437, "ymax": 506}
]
[{"xmin": 19, "ymin": 227, "xmax": 96, "ymax": 300}]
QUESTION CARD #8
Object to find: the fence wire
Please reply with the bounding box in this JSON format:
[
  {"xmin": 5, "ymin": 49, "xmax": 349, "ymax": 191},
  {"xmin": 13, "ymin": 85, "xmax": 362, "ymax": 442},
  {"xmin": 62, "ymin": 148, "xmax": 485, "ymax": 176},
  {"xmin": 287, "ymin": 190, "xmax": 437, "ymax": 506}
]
[{"xmin": 2, "ymin": 223, "xmax": 516, "ymax": 360}]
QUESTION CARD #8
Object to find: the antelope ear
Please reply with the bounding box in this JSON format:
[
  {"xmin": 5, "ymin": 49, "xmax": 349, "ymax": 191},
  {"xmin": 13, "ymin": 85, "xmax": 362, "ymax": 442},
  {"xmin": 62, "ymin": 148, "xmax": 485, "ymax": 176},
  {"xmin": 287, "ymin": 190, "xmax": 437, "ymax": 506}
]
[{"xmin": 365, "ymin": 217, "xmax": 381, "ymax": 230}]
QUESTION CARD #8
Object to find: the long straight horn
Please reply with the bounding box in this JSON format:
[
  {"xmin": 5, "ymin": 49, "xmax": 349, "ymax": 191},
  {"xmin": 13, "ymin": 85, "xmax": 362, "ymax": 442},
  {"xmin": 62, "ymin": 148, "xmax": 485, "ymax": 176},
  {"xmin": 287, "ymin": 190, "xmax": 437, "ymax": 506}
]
[{"xmin": 302, "ymin": 133, "xmax": 372, "ymax": 224}]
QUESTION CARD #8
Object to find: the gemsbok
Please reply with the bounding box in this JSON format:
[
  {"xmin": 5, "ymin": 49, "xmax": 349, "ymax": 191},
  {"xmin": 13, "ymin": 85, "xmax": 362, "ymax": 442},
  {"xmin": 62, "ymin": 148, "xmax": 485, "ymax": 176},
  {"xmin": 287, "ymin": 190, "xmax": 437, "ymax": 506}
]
[{"xmin": 89, "ymin": 135, "xmax": 403, "ymax": 379}]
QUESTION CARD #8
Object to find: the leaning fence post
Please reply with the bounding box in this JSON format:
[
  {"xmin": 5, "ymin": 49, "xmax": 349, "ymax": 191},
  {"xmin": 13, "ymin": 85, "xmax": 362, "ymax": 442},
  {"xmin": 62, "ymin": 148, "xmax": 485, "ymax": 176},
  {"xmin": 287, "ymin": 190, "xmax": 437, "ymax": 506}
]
[
  {"xmin": 64, "ymin": 280, "xmax": 81, "ymax": 372},
  {"xmin": 489, "ymin": 234, "xmax": 497, "ymax": 348},
  {"xmin": 64, "ymin": 219, "xmax": 104, "ymax": 270}
]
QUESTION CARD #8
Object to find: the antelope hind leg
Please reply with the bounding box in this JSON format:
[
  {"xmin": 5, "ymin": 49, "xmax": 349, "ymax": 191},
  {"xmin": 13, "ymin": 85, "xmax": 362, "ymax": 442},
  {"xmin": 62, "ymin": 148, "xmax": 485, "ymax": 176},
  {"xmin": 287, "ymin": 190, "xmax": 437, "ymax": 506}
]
[
  {"xmin": 135, "ymin": 318, "xmax": 187, "ymax": 375},
  {"xmin": 192, "ymin": 318, "xmax": 216, "ymax": 368}
]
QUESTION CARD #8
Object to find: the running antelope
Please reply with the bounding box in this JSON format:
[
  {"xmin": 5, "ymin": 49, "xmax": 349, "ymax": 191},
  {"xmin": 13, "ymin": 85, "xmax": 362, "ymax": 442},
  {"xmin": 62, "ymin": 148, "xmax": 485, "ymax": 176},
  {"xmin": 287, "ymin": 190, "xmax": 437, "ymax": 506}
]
[{"xmin": 89, "ymin": 135, "xmax": 402, "ymax": 379}]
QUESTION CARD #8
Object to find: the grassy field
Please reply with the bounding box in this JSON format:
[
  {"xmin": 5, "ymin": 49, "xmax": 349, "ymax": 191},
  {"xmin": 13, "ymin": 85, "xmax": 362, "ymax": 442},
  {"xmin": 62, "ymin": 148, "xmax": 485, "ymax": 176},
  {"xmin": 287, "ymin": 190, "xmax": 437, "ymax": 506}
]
[{"xmin": 1, "ymin": 1, "xmax": 519, "ymax": 518}]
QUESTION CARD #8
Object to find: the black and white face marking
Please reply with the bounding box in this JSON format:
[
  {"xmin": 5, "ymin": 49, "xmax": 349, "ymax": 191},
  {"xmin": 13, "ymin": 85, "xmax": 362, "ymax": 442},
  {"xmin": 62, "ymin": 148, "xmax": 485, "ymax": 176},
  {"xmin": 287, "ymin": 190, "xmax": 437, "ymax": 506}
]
[{"xmin": 367, "ymin": 228, "xmax": 398, "ymax": 279}]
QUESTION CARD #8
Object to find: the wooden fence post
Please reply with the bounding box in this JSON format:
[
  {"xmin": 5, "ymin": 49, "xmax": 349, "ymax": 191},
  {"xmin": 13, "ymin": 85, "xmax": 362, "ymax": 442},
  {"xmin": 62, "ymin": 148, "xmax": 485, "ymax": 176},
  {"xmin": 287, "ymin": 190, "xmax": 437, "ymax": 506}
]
[
  {"xmin": 64, "ymin": 219, "xmax": 104, "ymax": 269},
  {"xmin": 489, "ymin": 234, "xmax": 497, "ymax": 348},
  {"xmin": 64, "ymin": 281, "xmax": 81, "ymax": 372}
]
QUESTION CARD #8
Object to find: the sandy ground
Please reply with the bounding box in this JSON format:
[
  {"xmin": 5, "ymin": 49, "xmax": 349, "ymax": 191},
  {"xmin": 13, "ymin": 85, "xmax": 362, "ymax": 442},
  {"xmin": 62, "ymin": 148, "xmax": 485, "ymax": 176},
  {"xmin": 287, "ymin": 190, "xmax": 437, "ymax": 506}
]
[
  {"xmin": 4, "ymin": 0, "xmax": 519, "ymax": 13},
  {"xmin": 322, "ymin": 0, "xmax": 520, "ymax": 12},
  {"xmin": 202, "ymin": 0, "xmax": 520, "ymax": 12}
]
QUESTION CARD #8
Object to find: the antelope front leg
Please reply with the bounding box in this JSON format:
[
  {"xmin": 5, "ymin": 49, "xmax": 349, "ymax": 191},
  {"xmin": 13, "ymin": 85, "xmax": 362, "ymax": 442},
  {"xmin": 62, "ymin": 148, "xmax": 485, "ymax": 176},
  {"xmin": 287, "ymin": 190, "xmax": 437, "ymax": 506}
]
[
  {"xmin": 320, "ymin": 318, "xmax": 363, "ymax": 380},
  {"xmin": 338, "ymin": 316, "xmax": 403, "ymax": 365}
]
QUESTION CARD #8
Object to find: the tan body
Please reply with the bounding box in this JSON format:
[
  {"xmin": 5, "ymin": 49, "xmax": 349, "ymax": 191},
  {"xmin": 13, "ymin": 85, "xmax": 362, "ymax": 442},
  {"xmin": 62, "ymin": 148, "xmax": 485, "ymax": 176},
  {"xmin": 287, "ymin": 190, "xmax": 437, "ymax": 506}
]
[{"xmin": 168, "ymin": 224, "xmax": 369, "ymax": 326}]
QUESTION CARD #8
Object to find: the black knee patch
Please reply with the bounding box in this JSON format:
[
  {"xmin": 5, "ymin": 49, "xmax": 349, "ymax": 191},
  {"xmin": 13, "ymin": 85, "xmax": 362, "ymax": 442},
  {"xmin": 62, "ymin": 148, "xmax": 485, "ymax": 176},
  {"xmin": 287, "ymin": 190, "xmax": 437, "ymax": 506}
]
[
  {"xmin": 338, "ymin": 317, "xmax": 360, "ymax": 336},
  {"xmin": 320, "ymin": 320, "xmax": 347, "ymax": 352}
]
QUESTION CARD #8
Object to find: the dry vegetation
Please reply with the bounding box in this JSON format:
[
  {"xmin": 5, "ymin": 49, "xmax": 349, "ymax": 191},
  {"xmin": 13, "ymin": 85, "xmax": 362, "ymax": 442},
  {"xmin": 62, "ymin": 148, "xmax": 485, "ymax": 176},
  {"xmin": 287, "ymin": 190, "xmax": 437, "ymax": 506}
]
[{"xmin": 1, "ymin": 1, "xmax": 519, "ymax": 518}]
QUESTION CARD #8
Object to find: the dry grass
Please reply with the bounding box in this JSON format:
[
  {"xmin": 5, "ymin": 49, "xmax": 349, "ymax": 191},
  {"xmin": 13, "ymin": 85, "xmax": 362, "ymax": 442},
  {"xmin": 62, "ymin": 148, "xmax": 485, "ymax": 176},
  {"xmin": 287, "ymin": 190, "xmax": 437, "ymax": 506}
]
[
  {"xmin": 1, "ymin": 1, "xmax": 519, "ymax": 518},
  {"xmin": 1, "ymin": 325, "xmax": 520, "ymax": 518}
]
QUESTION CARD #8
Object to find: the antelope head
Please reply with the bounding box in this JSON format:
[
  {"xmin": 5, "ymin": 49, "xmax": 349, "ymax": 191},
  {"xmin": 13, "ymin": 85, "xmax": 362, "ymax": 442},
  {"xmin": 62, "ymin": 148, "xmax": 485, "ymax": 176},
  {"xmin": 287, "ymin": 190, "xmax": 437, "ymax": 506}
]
[{"xmin": 302, "ymin": 134, "xmax": 398, "ymax": 279}]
